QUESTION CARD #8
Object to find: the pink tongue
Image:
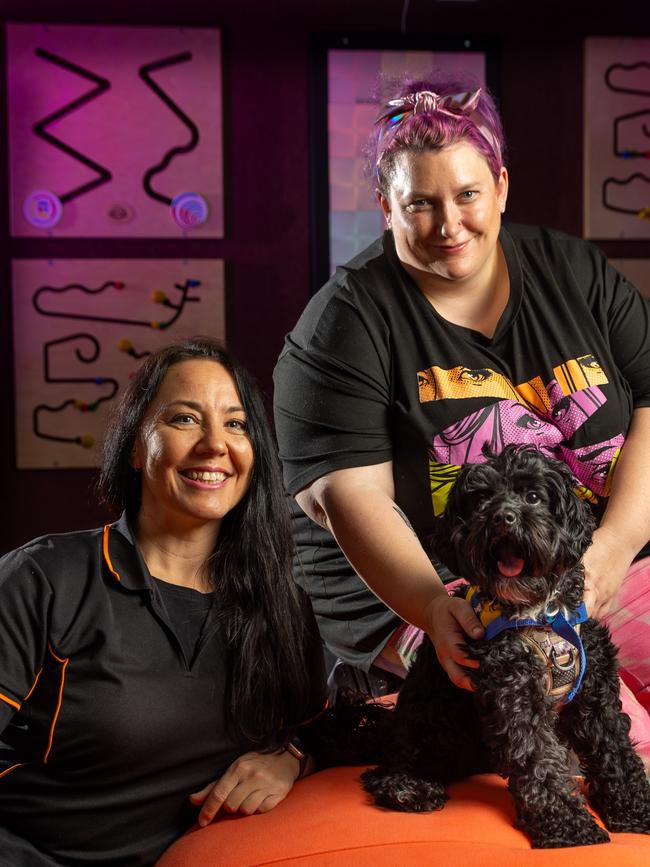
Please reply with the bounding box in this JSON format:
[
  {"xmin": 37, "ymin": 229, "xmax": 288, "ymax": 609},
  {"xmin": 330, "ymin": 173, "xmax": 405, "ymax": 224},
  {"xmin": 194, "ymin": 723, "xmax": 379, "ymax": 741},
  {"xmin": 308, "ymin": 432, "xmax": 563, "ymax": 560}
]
[{"xmin": 497, "ymin": 557, "xmax": 525, "ymax": 578}]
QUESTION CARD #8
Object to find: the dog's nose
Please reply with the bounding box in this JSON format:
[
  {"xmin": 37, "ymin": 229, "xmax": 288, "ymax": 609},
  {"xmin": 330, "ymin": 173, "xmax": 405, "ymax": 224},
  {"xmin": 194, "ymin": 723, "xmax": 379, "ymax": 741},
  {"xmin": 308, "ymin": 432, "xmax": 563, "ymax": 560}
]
[{"xmin": 494, "ymin": 508, "xmax": 517, "ymax": 526}]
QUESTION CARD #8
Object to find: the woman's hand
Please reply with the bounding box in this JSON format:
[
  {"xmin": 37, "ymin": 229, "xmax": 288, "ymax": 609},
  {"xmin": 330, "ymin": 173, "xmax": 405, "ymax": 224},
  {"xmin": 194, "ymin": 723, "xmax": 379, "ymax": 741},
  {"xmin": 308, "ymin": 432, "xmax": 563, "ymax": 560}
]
[
  {"xmin": 299, "ymin": 462, "xmax": 486, "ymax": 691},
  {"xmin": 582, "ymin": 525, "xmax": 633, "ymax": 620},
  {"xmin": 190, "ymin": 749, "xmax": 300, "ymax": 825},
  {"xmin": 424, "ymin": 592, "xmax": 484, "ymax": 691}
]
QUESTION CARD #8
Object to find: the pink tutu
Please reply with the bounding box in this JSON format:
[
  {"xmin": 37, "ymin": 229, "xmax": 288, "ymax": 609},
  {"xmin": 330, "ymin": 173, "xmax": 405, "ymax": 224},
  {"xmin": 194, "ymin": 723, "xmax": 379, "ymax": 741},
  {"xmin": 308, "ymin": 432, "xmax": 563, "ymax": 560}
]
[{"xmin": 604, "ymin": 556, "xmax": 650, "ymax": 775}]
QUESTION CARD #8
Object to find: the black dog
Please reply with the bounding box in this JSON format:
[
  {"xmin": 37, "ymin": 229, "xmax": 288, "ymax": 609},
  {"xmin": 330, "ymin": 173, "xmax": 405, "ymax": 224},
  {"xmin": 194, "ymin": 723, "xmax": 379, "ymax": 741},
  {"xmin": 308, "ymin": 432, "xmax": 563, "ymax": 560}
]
[{"xmin": 361, "ymin": 446, "xmax": 650, "ymax": 848}]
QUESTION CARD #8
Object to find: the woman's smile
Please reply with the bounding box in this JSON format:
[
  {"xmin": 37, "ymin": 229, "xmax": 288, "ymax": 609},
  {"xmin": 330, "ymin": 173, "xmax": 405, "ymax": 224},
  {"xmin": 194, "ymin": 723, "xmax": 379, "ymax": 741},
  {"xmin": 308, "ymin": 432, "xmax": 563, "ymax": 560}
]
[
  {"xmin": 379, "ymin": 141, "xmax": 508, "ymax": 292},
  {"xmin": 132, "ymin": 359, "xmax": 254, "ymax": 535},
  {"xmin": 179, "ymin": 466, "xmax": 231, "ymax": 487}
]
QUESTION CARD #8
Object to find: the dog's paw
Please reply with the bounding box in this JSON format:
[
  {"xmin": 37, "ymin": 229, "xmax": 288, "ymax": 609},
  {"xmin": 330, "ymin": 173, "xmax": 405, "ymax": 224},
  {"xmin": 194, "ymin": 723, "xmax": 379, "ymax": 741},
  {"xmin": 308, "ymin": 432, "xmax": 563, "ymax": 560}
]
[
  {"xmin": 526, "ymin": 813, "xmax": 610, "ymax": 848},
  {"xmin": 601, "ymin": 804, "xmax": 650, "ymax": 836},
  {"xmin": 605, "ymin": 818, "xmax": 650, "ymax": 835},
  {"xmin": 361, "ymin": 766, "xmax": 448, "ymax": 812},
  {"xmin": 592, "ymin": 781, "xmax": 650, "ymax": 834},
  {"xmin": 532, "ymin": 826, "xmax": 610, "ymax": 849}
]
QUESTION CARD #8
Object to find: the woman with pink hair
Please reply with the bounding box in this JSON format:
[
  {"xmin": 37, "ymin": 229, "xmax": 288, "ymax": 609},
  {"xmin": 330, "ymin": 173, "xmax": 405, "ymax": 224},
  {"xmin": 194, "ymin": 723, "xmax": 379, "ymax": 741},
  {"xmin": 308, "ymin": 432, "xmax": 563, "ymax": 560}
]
[{"xmin": 274, "ymin": 72, "xmax": 650, "ymax": 769}]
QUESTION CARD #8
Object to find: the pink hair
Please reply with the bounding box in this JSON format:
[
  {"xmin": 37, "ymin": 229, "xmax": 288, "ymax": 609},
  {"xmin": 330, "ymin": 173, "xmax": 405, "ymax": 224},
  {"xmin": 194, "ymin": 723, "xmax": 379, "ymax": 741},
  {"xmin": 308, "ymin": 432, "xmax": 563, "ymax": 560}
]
[{"xmin": 368, "ymin": 73, "xmax": 507, "ymax": 194}]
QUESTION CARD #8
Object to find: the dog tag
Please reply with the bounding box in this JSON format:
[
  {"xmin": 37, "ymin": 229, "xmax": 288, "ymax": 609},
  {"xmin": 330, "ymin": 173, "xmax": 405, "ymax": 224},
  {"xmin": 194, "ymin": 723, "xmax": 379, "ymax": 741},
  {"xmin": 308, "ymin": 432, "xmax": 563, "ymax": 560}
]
[{"xmin": 544, "ymin": 603, "xmax": 560, "ymax": 621}]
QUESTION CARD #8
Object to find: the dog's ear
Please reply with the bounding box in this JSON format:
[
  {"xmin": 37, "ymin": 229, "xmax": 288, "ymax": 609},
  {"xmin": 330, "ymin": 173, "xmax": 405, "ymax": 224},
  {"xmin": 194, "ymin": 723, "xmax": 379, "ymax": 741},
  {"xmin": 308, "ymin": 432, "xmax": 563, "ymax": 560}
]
[
  {"xmin": 546, "ymin": 459, "xmax": 596, "ymax": 557},
  {"xmin": 428, "ymin": 465, "xmax": 473, "ymax": 575},
  {"xmin": 430, "ymin": 511, "xmax": 462, "ymax": 575}
]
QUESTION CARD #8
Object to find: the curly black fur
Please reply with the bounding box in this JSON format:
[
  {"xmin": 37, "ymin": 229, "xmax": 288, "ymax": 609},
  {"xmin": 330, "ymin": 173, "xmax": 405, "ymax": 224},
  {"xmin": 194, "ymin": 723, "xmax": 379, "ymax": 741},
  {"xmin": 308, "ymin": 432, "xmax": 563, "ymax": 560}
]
[
  {"xmin": 361, "ymin": 446, "xmax": 650, "ymax": 848},
  {"xmin": 300, "ymin": 688, "xmax": 392, "ymax": 768}
]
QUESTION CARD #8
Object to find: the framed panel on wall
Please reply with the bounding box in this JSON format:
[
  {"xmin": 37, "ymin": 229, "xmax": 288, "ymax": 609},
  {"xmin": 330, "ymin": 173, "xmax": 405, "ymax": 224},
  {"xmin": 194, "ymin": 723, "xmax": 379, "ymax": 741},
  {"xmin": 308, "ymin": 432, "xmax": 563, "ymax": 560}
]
[
  {"xmin": 309, "ymin": 33, "xmax": 500, "ymax": 290},
  {"xmin": 584, "ymin": 38, "xmax": 650, "ymax": 240},
  {"xmin": 7, "ymin": 23, "xmax": 224, "ymax": 238},
  {"xmin": 12, "ymin": 259, "xmax": 225, "ymax": 468}
]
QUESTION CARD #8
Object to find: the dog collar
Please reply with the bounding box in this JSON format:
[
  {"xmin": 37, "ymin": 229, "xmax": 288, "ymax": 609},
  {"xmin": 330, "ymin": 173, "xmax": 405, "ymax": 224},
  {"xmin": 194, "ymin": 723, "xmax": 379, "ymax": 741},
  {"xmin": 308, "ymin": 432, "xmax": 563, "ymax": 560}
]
[{"xmin": 465, "ymin": 585, "xmax": 588, "ymax": 703}]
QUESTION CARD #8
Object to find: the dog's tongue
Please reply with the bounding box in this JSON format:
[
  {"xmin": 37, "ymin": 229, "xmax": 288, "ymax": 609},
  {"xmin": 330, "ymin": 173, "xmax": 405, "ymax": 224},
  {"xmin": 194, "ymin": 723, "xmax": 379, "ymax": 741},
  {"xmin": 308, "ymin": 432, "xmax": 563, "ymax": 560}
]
[{"xmin": 497, "ymin": 555, "xmax": 525, "ymax": 578}]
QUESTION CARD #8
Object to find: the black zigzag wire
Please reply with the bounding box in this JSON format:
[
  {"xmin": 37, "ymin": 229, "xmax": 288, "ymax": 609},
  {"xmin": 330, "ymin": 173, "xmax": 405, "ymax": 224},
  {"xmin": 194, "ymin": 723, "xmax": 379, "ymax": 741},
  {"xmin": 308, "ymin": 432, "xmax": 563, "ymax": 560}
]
[
  {"xmin": 33, "ymin": 48, "xmax": 112, "ymax": 203},
  {"xmin": 33, "ymin": 333, "xmax": 119, "ymax": 447},
  {"xmin": 139, "ymin": 52, "xmax": 200, "ymax": 206},
  {"xmin": 32, "ymin": 279, "xmax": 201, "ymax": 330}
]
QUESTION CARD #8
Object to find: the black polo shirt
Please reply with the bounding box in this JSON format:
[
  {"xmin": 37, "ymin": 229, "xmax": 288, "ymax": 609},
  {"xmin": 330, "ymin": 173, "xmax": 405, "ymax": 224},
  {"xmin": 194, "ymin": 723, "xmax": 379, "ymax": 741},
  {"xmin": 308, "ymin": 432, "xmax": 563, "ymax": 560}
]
[{"xmin": 0, "ymin": 515, "xmax": 326, "ymax": 866}]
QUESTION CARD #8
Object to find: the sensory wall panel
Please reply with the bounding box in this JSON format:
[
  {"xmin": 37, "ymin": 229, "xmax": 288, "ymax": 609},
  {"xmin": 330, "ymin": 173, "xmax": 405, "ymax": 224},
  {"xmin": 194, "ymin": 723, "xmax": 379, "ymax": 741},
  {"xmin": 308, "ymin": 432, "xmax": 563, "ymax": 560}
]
[
  {"xmin": 13, "ymin": 259, "xmax": 225, "ymax": 469},
  {"xmin": 7, "ymin": 23, "xmax": 223, "ymax": 237},
  {"xmin": 584, "ymin": 38, "xmax": 650, "ymax": 239}
]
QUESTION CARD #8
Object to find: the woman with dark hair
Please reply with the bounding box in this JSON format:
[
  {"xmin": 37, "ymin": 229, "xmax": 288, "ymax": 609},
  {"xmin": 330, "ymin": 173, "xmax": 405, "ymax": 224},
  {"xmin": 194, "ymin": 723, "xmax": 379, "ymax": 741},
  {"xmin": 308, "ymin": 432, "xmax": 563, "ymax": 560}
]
[
  {"xmin": 0, "ymin": 336, "xmax": 326, "ymax": 866},
  {"xmin": 273, "ymin": 72, "xmax": 650, "ymax": 756}
]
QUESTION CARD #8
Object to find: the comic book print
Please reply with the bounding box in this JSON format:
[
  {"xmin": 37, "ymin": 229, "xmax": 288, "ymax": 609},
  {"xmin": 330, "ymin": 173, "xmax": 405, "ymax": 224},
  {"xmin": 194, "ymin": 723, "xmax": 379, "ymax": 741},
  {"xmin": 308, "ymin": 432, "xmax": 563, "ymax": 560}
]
[{"xmin": 418, "ymin": 355, "xmax": 623, "ymax": 516}]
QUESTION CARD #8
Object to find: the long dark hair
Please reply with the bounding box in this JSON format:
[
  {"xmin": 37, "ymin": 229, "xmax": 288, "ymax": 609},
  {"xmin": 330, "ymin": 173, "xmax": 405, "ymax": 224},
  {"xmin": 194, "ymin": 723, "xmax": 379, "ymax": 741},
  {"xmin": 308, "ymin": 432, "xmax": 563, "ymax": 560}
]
[{"xmin": 98, "ymin": 336, "xmax": 312, "ymax": 748}]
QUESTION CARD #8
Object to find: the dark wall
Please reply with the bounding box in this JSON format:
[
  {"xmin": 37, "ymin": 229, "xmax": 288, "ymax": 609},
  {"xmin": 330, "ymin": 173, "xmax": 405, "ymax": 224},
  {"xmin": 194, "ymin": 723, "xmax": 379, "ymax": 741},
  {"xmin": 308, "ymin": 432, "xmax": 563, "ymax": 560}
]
[{"xmin": 2, "ymin": 0, "xmax": 649, "ymax": 551}]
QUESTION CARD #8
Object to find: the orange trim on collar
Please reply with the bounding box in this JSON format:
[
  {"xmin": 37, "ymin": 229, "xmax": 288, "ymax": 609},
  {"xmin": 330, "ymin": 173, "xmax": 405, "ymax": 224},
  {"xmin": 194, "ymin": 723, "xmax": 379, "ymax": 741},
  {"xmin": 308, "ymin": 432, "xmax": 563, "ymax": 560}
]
[
  {"xmin": 102, "ymin": 524, "xmax": 122, "ymax": 582},
  {"xmin": 0, "ymin": 690, "xmax": 21, "ymax": 712},
  {"xmin": 44, "ymin": 644, "xmax": 69, "ymax": 764},
  {"xmin": 0, "ymin": 763, "xmax": 23, "ymax": 780}
]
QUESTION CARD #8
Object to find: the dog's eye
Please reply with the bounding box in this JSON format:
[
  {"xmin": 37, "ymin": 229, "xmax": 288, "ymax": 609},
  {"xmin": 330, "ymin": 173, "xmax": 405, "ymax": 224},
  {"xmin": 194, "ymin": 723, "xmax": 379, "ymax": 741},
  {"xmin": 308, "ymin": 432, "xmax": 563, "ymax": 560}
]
[{"xmin": 525, "ymin": 491, "xmax": 541, "ymax": 505}]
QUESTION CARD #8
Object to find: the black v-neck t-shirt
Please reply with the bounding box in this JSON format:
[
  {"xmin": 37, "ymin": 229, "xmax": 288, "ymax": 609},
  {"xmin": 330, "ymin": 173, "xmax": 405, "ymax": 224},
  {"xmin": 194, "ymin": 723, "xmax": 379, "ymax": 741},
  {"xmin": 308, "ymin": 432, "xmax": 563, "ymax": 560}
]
[
  {"xmin": 152, "ymin": 577, "xmax": 215, "ymax": 668},
  {"xmin": 274, "ymin": 223, "xmax": 650, "ymax": 669}
]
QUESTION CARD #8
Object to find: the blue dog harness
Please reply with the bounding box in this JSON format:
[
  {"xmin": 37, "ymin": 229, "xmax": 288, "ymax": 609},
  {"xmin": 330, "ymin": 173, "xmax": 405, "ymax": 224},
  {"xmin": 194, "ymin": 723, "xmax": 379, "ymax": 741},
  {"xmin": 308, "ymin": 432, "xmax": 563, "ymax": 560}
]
[{"xmin": 466, "ymin": 586, "xmax": 588, "ymax": 703}]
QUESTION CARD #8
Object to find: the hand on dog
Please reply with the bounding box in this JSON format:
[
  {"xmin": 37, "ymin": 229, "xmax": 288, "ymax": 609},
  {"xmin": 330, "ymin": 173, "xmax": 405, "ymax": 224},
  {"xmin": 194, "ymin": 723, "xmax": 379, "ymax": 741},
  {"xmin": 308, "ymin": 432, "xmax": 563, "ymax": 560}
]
[
  {"xmin": 190, "ymin": 749, "xmax": 300, "ymax": 825},
  {"xmin": 424, "ymin": 592, "xmax": 484, "ymax": 691},
  {"xmin": 582, "ymin": 526, "xmax": 632, "ymax": 620}
]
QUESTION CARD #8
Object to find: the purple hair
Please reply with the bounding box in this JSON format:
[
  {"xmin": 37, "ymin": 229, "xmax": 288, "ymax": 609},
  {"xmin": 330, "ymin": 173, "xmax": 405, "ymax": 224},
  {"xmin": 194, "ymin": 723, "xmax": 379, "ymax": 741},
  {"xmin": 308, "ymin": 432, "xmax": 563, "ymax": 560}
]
[{"xmin": 368, "ymin": 73, "xmax": 507, "ymax": 194}]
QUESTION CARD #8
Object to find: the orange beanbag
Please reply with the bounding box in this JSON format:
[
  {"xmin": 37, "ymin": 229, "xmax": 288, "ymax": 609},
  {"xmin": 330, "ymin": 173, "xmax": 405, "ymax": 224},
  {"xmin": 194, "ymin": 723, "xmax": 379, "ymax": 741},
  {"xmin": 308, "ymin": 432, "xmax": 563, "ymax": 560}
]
[{"xmin": 156, "ymin": 767, "xmax": 650, "ymax": 866}]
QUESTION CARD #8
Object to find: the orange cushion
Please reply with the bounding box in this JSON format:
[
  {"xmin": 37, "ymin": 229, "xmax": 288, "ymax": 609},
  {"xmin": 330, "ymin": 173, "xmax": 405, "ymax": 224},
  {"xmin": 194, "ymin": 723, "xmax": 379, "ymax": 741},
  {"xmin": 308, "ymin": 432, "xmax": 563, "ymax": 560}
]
[{"xmin": 155, "ymin": 767, "xmax": 650, "ymax": 866}]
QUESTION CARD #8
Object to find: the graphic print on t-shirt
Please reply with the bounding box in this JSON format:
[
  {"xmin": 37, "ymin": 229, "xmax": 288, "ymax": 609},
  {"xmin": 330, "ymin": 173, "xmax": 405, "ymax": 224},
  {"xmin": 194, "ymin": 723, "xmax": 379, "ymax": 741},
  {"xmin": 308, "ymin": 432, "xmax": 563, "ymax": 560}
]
[{"xmin": 419, "ymin": 354, "xmax": 624, "ymax": 516}]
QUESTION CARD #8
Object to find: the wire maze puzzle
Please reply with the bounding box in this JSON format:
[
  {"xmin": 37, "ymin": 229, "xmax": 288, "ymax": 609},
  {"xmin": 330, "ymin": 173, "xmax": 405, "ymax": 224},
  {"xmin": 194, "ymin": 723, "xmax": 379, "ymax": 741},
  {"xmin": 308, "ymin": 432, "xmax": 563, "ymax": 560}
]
[
  {"xmin": 584, "ymin": 38, "xmax": 650, "ymax": 238},
  {"xmin": 7, "ymin": 23, "xmax": 223, "ymax": 237},
  {"xmin": 13, "ymin": 260, "xmax": 225, "ymax": 468},
  {"xmin": 601, "ymin": 61, "xmax": 650, "ymax": 223}
]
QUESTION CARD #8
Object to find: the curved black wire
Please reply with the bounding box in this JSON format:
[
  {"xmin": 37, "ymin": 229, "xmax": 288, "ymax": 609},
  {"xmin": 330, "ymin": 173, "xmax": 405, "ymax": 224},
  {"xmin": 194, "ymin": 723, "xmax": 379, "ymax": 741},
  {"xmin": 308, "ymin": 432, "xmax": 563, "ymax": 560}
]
[
  {"xmin": 139, "ymin": 52, "xmax": 200, "ymax": 206},
  {"xmin": 33, "ymin": 333, "xmax": 119, "ymax": 447},
  {"xmin": 604, "ymin": 62, "xmax": 650, "ymax": 98},
  {"xmin": 601, "ymin": 173, "xmax": 650, "ymax": 216},
  {"xmin": 600, "ymin": 62, "xmax": 650, "ymax": 216},
  {"xmin": 32, "ymin": 280, "xmax": 200, "ymax": 330},
  {"xmin": 612, "ymin": 109, "xmax": 650, "ymax": 158}
]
